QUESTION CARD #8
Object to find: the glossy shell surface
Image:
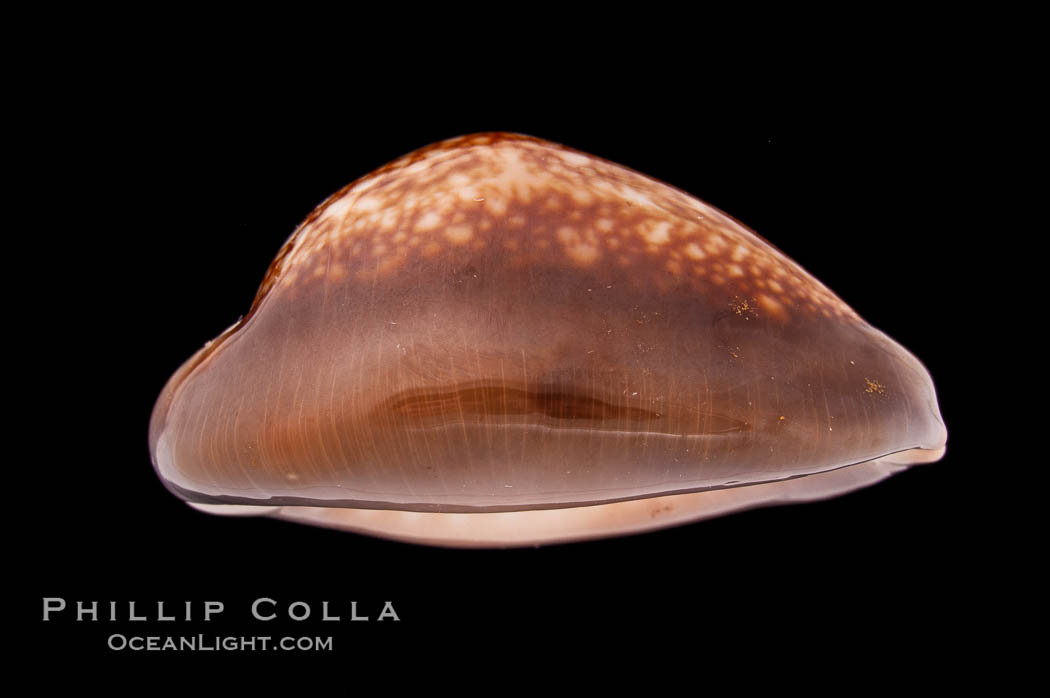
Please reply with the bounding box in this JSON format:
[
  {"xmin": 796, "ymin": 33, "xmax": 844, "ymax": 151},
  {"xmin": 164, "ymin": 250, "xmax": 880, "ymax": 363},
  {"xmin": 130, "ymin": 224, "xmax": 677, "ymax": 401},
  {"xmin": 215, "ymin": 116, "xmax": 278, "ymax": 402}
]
[{"xmin": 149, "ymin": 133, "xmax": 947, "ymax": 547}]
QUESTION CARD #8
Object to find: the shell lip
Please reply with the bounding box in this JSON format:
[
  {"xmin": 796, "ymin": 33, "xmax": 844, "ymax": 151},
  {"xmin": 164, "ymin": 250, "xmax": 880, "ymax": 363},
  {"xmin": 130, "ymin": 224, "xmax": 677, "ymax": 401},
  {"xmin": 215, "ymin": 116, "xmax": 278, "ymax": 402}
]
[
  {"xmin": 147, "ymin": 317, "xmax": 246, "ymax": 474},
  {"xmin": 161, "ymin": 443, "xmax": 947, "ymax": 516}
]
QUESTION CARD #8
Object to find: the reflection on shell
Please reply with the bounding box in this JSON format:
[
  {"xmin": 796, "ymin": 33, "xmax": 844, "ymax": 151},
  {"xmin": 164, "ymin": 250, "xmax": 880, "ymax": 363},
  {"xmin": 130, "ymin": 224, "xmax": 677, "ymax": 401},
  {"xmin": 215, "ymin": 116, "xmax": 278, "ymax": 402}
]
[{"xmin": 149, "ymin": 133, "xmax": 947, "ymax": 547}]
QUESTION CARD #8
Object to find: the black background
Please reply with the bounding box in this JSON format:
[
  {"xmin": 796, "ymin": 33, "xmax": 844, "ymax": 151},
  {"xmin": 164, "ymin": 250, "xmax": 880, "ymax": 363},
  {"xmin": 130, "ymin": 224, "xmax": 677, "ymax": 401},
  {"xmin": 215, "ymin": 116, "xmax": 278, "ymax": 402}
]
[{"xmin": 21, "ymin": 66, "xmax": 992, "ymax": 673}]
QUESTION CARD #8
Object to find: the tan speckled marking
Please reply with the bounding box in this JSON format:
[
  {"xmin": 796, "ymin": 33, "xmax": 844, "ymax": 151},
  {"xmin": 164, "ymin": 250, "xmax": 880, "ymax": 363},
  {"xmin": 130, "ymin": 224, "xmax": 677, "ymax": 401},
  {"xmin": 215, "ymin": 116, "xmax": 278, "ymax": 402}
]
[
  {"xmin": 865, "ymin": 378, "xmax": 886, "ymax": 395},
  {"xmin": 248, "ymin": 133, "xmax": 857, "ymax": 323}
]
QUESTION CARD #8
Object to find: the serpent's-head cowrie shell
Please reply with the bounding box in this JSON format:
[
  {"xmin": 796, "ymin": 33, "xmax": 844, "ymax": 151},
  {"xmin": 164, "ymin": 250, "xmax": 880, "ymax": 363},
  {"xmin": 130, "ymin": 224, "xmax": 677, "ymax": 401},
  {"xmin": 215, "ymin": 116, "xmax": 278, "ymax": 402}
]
[{"xmin": 148, "ymin": 133, "xmax": 947, "ymax": 547}]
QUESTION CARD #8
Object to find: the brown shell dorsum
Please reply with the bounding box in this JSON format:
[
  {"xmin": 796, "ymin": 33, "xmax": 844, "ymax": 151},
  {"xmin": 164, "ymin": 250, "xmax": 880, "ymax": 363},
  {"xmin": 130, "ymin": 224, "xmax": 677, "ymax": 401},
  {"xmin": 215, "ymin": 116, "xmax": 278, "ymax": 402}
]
[{"xmin": 148, "ymin": 133, "xmax": 947, "ymax": 547}]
